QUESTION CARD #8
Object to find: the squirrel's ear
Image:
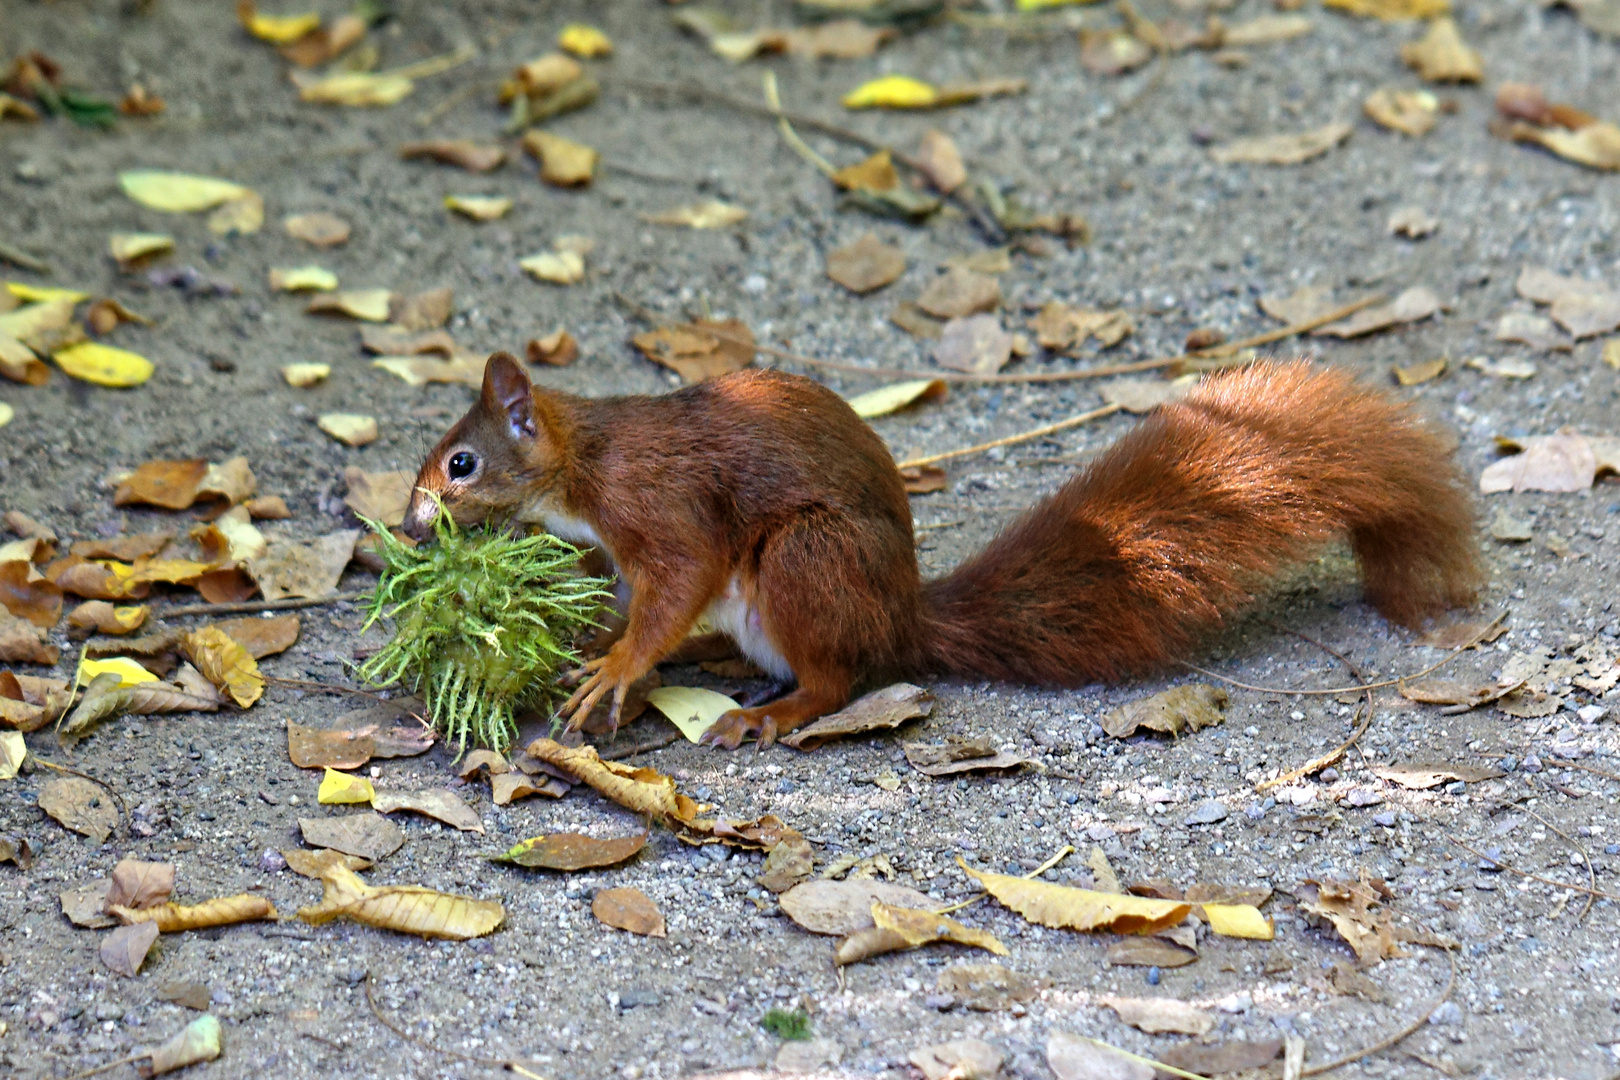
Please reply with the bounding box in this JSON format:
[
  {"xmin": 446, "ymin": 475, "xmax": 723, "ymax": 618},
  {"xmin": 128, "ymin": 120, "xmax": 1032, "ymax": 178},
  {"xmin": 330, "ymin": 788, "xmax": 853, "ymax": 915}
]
[{"xmin": 481, "ymin": 352, "xmax": 536, "ymax": 439}]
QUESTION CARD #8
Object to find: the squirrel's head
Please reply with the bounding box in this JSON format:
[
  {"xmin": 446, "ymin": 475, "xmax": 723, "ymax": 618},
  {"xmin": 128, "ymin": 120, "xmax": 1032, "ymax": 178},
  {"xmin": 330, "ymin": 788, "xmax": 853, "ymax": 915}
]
[{"xmin": 402, "ymin": 353, "xmax": 566, "ymax": 542}]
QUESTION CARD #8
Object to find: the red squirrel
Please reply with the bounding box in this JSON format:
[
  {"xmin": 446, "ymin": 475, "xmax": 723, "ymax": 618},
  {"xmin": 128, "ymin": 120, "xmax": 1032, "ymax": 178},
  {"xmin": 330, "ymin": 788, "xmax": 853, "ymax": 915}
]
[{"xmin": 403, "ymin": 353, "xmax": 1480, "ymax": 749}]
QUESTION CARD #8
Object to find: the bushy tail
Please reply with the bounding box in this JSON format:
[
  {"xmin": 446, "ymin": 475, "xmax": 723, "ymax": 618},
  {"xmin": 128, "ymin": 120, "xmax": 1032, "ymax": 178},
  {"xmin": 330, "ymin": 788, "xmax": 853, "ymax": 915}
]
[{"xmin": 921, "ymin": 361, "xmax": 1482, "ymax": 686}]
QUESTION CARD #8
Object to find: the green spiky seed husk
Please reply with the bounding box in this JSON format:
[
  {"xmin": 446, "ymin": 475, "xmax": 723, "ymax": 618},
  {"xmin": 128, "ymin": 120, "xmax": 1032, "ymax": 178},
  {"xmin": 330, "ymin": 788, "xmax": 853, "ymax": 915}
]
[{"xmin": 357, "ymin": 506, "xmax": 612, "ymax": 757}]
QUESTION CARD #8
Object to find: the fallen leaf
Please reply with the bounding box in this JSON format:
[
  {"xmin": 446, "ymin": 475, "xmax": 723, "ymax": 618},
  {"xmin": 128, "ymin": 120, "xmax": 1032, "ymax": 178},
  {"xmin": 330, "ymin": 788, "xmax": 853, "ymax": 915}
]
[
  {"xmin": 109, "ymin": 232, "xmax": 175, "ymax": 268},
  {"xmin": 1161, "ymin": 1040, "xmax": 1284, "ymax": 1075},
  {"xmin": 1100, "ymin": 374, "xmax": 1198, "ymax": 414},
  {"xmin": 1046, "ymin": 1032, "xmax": 1154, "ymax": 1080},
  {"xmin": 294, "ymin": 70, "xmax": 414, "ymax": 106},
  {"xmin": 0, "ymin": 561, "xmax": 61, "ymax": 627},
  {"xmin": 80, "ymin": 658, "xmax": 157, "ymax": 689},
  {"xmin": 288, "ymin": 721, "xmax": 376, "ymax": 770},
  {"xmin": 962, "ymin": 859, "xmax": 1192, "ymax": 934},
  {"xmin": 520, "ymin": 249, "xmax": 585, "ymax": 285},
  {"xmin": 1364, "ymin": 87, "xmax": 1440, "ymax": 136},
  {"xmin": 284, "ymin": 211, "xmax": 351, "ymax": 247},
  {"xmin": 1201, "ymin": 903, "xmax": 1275, "ymax": 939},
  {"xmin": 1401, "ymin": 17, "xmax": 1482, "ymax": 83},
  {"xmin": 343, "ymin": 467, "xmax": 413, "ymax": 528},
  {"xmin": 917, "ymin": 268, "xmax": 1000, "ymax": 320},
  {"xmin": 317, "ymin": 413, "xmax": 379, "ymax": 446},
  {"xmin": 208, "ymin": 191, "xmax": 264, "ymax": 236},
  {"xmin": 277, "ymin": 13, "xmax": 365, "ymax": 67},
  {"xmin": 86, "ymin": 298, "xmax": 150, "ymax": 335},
  {"xmin": 494, "ymin": 830, "xmax": 648, "ymax": 870},
  {"xmin": 154, "ymin": 981, "xmax": 213, "ymax": 1011},
  {"xmin": 360, "ymin": 326, "xmax": 456, "ymax": 356},
  {"xmin": 445, "ymin": 194, "xmax": 513, "ymax": 222},
  {"xmin": 904, "ymin": 737, "xmax": 1033, "ymax": 777},
  {"xmin": 307, "ymin": 289, "xmax": 392, "ymax": 322},
  {"xmin": 1100, "ymin": 995, "xmax": 1214, "ymax": 1036},
  {"xmin": 1467, "ymin": 354, "xmax": 1538, "ymax": 379},
  {"xmin": 298, "ymin": 812, "xmax": 405, "ymax": 861},
  {"xmin": 901, "ymin": 464, "xmax": 947, "ymax": 494},
  {"xmin": 0, "ymin": 335, "xmax": 46, "ymax": 385},
  {"xmin": 509, "ymin": 52, "xmax": 585, "ymax": 96},
  {"xmin": 106, "ymin": 857, "xmax": 175, "ymax": 909},
  {"xmin": 1297, "ymin": 876, "xmax": 1408, "ymax": 967},
  {"xmin": 914, "ymin": 132, "xmax": 966, "ymax": 194},
  {"xmin": 1223, "ymin": 13, "xmax": 1313, "ymax": 43},
  {"xmin": 39, "ymin": 775, "xmax": 118, "ymax": 843},
  {"xmin": 101, "ymin": 921, "xmax": 160, "ymax": 977},
  {"xmin": 1315, "ymin": 285, "xmax": 1439, "ymax": 337},
  {"xmin": 0, "ymin": 729, "xmax": 25, "ymax": 777},
  {"xmin": 777, "ymin": 878, "xmax": 938, "ymax": 935},
  {"xmin": 269, "ymin": 266, "xmax": 338, "ymax": 292},
  {"xmin": 936, "ymin": 961, "xmax": 1045, "ymax": 1011},
  {"xmin": 843, "ymin": 74, "xmax": 938, "ymax": 109},
  {"xmin": 53, "ymin": 342, "xmax": 154, "ymax": 387},
  {"xmin": 1370, "ymin": 762, "xmax": 1505, "ymax": 789},
  {"xmin": 1494, "ymin": 312, "xmax": 1569, "ymax": 351},
  {"xmin": 61, "ymin": 881, "xmax": 118, "ymax": 928},
  {"xmin": 639, "ymin": 200, "xmax": 748, "ymax": 229},
  {"xmin": 110, "ymin": 893, "xmax": 278, "ymax": 931},
  {"xmin": 372, "ymin": 788, "xmax": 485, "ymax": 833},
  {"xmin": 492, "ymin": 771, "xmax": 566, "ymax": 803},
  {"xmin": 778, "ymin": 682, "xmax": 934, "ymax": 752},
  {"xmin": 643, "ymin": 685, "xmax": 741, "ymax": 742},
  {"xmin": 1514, "ymin": 266, "xmax": 1620, "ymax": 338},
  {"xmin": 1388, "ymin": 205, "xmax": 1439, "ymax": 238},
  {"xmin": 558, "ymin": 23, "xmax": 612, "ymax": 57},
  {"xmin": 372, "ymin": 353, "xmax": 486, "ymax": 387},
  {"xmin": 785, "ymin": 19, "xmax": 894, "ymax": 58},
  {"xmin": 844, "ymin": 380, "xmax": 947, "ymax": 420},
  {"xmin": 1209, "ymin": 122, "xmax": 1353, "ymax": 165},
  {"xmin": 141, "ymin": 1014, "xmax": 222, "ymax": 1076},
  {"xmin": 298, "ymin": 863, "xmax": 502, "ymax": 939},
  {"xmin": 933, "ymin": 314, "xmax": 1013, "ymax": 374},
  {"xmin": 1391, "ymin": 358, "xmax": 1447, "ymax": 386},
  {"xmin": 280, "ymin": 848, "xmax": 372, "ymax": 878},
  {"xmin": 1324, "ymin": 0, "xmax": 1449, "ymax": 16},
  {"xmin": 631, "ymin": 318, "xmax": 755, "ymax": 383},
  {"xmin": 247, "ymin": 531, "xmax": 359, "ymax": 600},
  {"xmin": 592, "ymin": 886, "xmax": 666, "ymax": 937},
  {"xmin": 400, "ymin": 140, "xmax": 506, "ymax": 172},
  {"xmin": 826, "ymin": 233, "xmax": 907, "ymax": 294},
  {"xmin": 1479, "ymin": 431, "xmax": 1598, "ymax": 493},
  {"xmin": 119, "ymin": 170, "xmax": 251, "ymax": 212},
  {"xmin": 389, "ymin": 287, "xmax": 454, "ymax": 331},
  {"xmin": 1080, "ymin": 30, "xmax": 1154, "ymax": 76},
  {"xmin": 275, "ymin": 362, "xmax": 328, "ymax": 389},
  {"xmin": 1030, "ymin": 302, "xmax": 1133, "ymax": 349},
  {"xmin": 758, "ymin": 831, "xmax": 815, "ymax": 893},
  {"xmin": 237, "ymin": 0, "xmax": 320, "ymax": 42},
  {"xmin": 522, "ymin": 130, "xmax": 598, "ymax": 186},
  {"xmin": 181, "ymin": 626, "xmax": 263, "ymax": 707},
  {"xmin": 318, "ymin": 766, "xmax": 375, "ymax": 805},
  {"xmin": 908, "ymin": 1039, "xmax": 1003, "ymax": 1080},
  {"xmin": 1103, "ymin": 683, "xmax": 1228, "ymax": 738},
  {"xmin": 0, "ymin": 608, "xmax": 59, "ymax": 664}
]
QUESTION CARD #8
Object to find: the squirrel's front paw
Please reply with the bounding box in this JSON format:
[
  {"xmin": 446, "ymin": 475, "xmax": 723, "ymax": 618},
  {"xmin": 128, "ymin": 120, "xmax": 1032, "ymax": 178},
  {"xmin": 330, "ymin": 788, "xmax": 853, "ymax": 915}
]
[
  {"xmin": 700, "ymin": 707, "xmax": 779, "ymax": 751},
  {"xmin": 558, "ymin": 662, "xmax": 626, "ymax": 734}
]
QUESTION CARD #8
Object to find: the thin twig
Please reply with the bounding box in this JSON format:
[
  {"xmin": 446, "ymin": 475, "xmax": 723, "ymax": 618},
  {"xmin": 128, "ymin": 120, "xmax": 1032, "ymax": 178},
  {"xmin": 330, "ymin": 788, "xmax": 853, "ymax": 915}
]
[
  {"xmin": 386, "ymin": 44, "xmax": 478, "ymax": 82},
  {"xmin": 1548, "ymin": 756, "xmax": 1620, "ymax": 784},
  {"xmin": 1182, "ymin": 610, "xmax": 1508, "ymax": 698},
  {"xmin": 1254, "ymin": 621, "xmax": 1376, "ymax": 793},
  {"xmin": 1300, "ymin": 947, "xmax": 1457, "ymax": 1076},
  {"xmin": 897, "ymin": 404, "xmax": 1122, "ymax": 469},
  {"xmin": 157, "ymin": 592, "xmax": 365, "ymax": 618},
  {"xmin": 31, "ymin": 758, "xmax": 127, "ymax": 821},
  {"xmin": 599, "ymin": 730, "xmax": 681, "ymax": 760},
  {"xmin": 364, "ymin": 974, "xmax": 548, "ymax": 1079},
  {"xmin": 414, "ymin": 80, "xmax": 486, "ymax": 126},
  {"xmin": 1519, "ymin": 806, "xmax": 1597, "ymax": 921},
  {"xmin": 1450, "ymin": 837, "xmax": 1620, "ymax": 902},
  {"xmin": 0, "ymin": 238, "xmax": 52, "ymax": 274}
]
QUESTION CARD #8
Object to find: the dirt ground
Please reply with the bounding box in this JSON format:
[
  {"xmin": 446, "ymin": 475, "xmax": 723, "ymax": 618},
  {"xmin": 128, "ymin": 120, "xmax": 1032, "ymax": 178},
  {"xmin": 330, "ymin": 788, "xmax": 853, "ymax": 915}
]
[{"xmin": 2, "ymin": 1, "xmax": 1619, "ymax": 1078}]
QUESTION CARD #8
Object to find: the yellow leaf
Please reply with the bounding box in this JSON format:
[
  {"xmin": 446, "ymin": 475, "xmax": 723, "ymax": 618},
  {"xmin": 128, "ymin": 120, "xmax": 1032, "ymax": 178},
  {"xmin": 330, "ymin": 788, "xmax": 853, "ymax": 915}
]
[
  {"xmin": 239, "ymin": 2, "xmax": 321, "ymax": 44},
  {"xmin": 307, "ymin": 289, "xmax": 392, "ymax": 321},
  {"xmin": 296, "ymin": 72, "xmax": 415, "ymax": 107},
  {"xmin": 269, "ymin": 266, "xmax": 339, "ymax": 292},
  {"xmin": 0, "ymin": 730, "xmax": 24, "ymax": 780},
  {"xmin": 645, "ymin": 686, "xmax": 741, "ymax": 742},
  {"xmin": 1018, "ymin": 0, "xmax": 1105, "ymax": 7},
  {"xmin": 119, "ymin": 170, "xmax": 251, "ymax": 212},
  {"xmin": 0, "ymin": 403, "xmax": 12, "ymax": 430},
  {"xmin": 319, "ymin": 766, "xmax": 376, "ymax": 804},
  {"xmin": 638, "ymin": 200, "xmax": 749, "ymax": 229},
  {"xmin": 281, "ymin": 362, "xmax": 330, "ymax": 387},
  {"xmin": 1400, "ymin": 17, "xmax": 1483, "ymax": 83},
  {"xmin": 1514, "ymin": 121, "xmax": 1620, "ymax": 171},
  {"xmin": 182, "ymin": 625, "xmax": 264, "ymax": 708},
  {"xmin": 959, "ymin": 858, "xmax": 1192, "ymax": 933},
  {"xmin": 831, "ymin": 149, "xmax": 900, "ymax": 193},
  {"xmin": 1323, "ymin": 0, "xmax": 1448, "ymax": 17},
  {"xmin": 846, "ymin": 379, "xmax": 947, "ymax": 419},
  {"xmin": 6, "ymin": 282, "xmax": 89, "ymax": 304},
  {"xmin": 110, "ymin": 893, "xmax": 278, "ymax": 930},
  {"xmin": 558, "ymin": 23, "xmax": 613, "ymax": 58},
  {"xmin": 297, "ymin": 863, "xmax": 504, "ymax": 939},
  {"xmin": 317, "ymin": 413, "xmax": 379, "ymax": 446},
  {"xmin": 522, "ymin": 130, "xmax": 599, "ymax": 186},
  {"xmin": 843, "ymin": 75, "xmax": 939, "ymax": 110},
  {"xmin": 1201, "ymin": 903, "xmax": 1275, "ymax": 940},
  {"xmin": 108, "ymin": 233, "xmax": 175, "ymax": 266},
  {"xmin": 53, "ymin": 343, "xmax": 155, "ymax": 388},
  {"xmin": 208, "ymin": 191, "xmax": 264, "ymax": 236},
  {"xmin": 79, "ymin": 656, "xmax": 159, "ymax": 689},
  {"xmin": 835, "ymin": 900, "xmax": 1009, "ymax": 964},
  {"xmin": 519, "ymin": 250, "xmax": 585, "ymax": 285},
  {"xmin": 444, "ymin": 194, "xmax": 513, "ymax": 222}
]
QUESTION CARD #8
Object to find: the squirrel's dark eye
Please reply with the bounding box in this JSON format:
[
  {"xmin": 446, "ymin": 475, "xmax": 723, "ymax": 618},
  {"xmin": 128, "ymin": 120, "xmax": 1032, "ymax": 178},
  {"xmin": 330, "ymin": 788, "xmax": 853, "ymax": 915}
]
[{"xmin": 447, "ymin": 451, "xmax": 478, "ymax": 480}]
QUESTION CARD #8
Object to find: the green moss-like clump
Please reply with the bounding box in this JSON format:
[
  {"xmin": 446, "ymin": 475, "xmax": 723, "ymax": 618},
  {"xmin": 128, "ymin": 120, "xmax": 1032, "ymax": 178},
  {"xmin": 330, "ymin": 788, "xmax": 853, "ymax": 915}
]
[
  {"xmin": 358, "ymin": 506, "xmax": 612, "ymax": 756},
  {"xmin": 760, "ymin": 1008, "xmax": 812, "ymax": 1041}
]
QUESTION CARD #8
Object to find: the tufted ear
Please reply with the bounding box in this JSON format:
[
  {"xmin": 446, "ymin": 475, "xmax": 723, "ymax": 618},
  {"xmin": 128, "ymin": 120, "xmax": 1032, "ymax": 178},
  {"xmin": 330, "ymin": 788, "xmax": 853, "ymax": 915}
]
[{"xmin": 481, "ymin": 352, "xmax": 536, "ymax": 439}]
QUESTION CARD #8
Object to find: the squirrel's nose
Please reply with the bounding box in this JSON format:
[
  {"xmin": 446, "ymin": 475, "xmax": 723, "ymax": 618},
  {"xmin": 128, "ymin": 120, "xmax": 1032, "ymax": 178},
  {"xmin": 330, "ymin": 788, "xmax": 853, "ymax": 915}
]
[{"xmin": 400, "ymin": 496, "xmax": 434, "ymax": 543}]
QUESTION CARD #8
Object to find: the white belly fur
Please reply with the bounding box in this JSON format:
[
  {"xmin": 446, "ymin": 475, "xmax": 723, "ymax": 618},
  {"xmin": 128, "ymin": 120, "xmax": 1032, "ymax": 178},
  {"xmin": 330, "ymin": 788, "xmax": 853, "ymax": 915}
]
[{"xmin": 703, "ymin": 574, "xmax": 793, "ymax": 681}]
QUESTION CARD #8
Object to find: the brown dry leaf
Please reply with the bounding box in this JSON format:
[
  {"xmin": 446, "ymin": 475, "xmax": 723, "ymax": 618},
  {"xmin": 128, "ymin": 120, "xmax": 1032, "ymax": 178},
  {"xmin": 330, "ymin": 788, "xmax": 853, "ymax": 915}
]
[
  {"xmin": 837, "ymin": 901, "xmax": 1007, "ymax": 965},
  {"xmin": 39, "ymin": 776, "xmax": 118, "ymax": 843},
  {"xmin": 784, "ymin": 19, "xmax": 894, "ymax": 58},
  {"xmin": 1161, "ymin": 1040, "xmax": 1284, "ymax": 1076},
  {"xmin": 758, "ymin": 831, "xmax": 815, "ymax": 893},
  {"xmin": 592, "ymin": 886, "xmax": 666, "ymax": 937},
  {"xmin": 372, "ymin": 353, "xmax": 485, "ymax": 388},
  {"xmin": 909, "ymin": 1039, "xmax": 1003, "ymax": 1080},
  {"xmin": 778, "ymin": 878, "xmax": 937, "ymax": 935},
  {"xmin": 1370, "ymin": 762, "xmax": 1505, "ymax": 789},
  {"xmin": 527, "ymin": 329, "xmax": 579, "ymax": 366},
  {"xmin": 1101, "ymin": 375, "xmax": 1198, "ymax": 414},
  {"xmin": 936, "ymin": 962, "xmax": 1045, "ymax": 1011},
  {"xmin": 113, "ymin": 459, "xmax": 208, "ymax": 510},
  {"xmin": 61, "ymin": 881, "xmax": 118, "ymax": 928},
  {"xmin": 831, "ymin": 149, "xmax": 901, "ymax": 194},
  {"xmin": 298, "ymin": 863, "xmax": 503, "ymax": 939},
  {"xmin": 1080, "ymin": 30, "xmax": 1154, "ymax": 76},
  {"xmin": 1107, "ymin": 936, "xmax": 1200, "ymax": 967},
  {"xmin": 1030, "ymin": 302, "xmax": 1134, "ymax": 350},
  {"xmin": 934, "ymin": 77, "xmax": 1029, "ymax": 107},
  {"xmin": 522, "ymin": 130, "xmax": 598, "ymax": 187},
  {"xmin": 1514, "ymin": 266, "xmax": 1620, "ymax": 338},
  {"xmin": 307, "ymin": 289, "xmax": 392, "ymax": 323},
  {"xmin": 1100, "ymin": 995, "xmax": 1214, "ymax": 1036},
  {"xmin": 371, "ymin": 788, "xmax": 484, "ymax": 833},
  {"xmin": 1102, "ymin": 683, "xmax": 1228, "ymax": 738},
  {"xmin": 1495, "ymin": 311, "xmax": 1569, "ymax": 351},
  {"xmin": 278, "ymin": 13, "xmax": 366, "ymax": 67},
  {"xmin": 826, "ymin": 233, "xmax": 907, "ymax": 295},
  {"xmin": 1297, "ymin": 876, "xmax": 1406, "ymax": 967},
  {"xmin": 106, "ymin": 858, "xmax": 175, "ymax": 910},
  {"xmin": 1315, "ymin": 286, "xmax": 1440, "ymax": 337},
  {"xmin": 101, "ymin": 921, "xmax": 159, "ymax": 978},
  {"xmin": 344, "ymin": 468, "xmax": 413, "ymax": 528},
  {"xmin": 1364, "ymin": 88, "xmax": 1440, "ymax": 136},
  {"xmin": 1047, "ymin": 1032, "xmax": 1153, "ymax": 1080},
  {"xmin": 524, "ymin": 737, "xmax": 708, "ymax": 829},
  {"xmin": 780, "ymin": 683, "xmax": 933, "ymax": 751},
  {"xmin": 1479, "ymin": 431, "xmax": 1598, "ymax": 493},
  {"xmin": 901, "ymin": 464, "xmax": 947, "ymax": 494},
  {"xmin": 180, "ymin": 626, "xmax": 263, "ymax": 708},
  {"xmin": 1398, "ymin": 677, "xmax": 1515, "ymax": 709},
  {"xmin": 0, "ymin": 332, "xmax": 48, "ymax": 385},
  {"xmin": 915, "ymin": 130, "xmax": 966, "ymax": 193},
  {"xmin": 933, "ymin": 315, "xmax": 1013, "ymax": 375},
  {"xmin": 493, "ymin": 830, "xmax": 648, "ymax": 870},
  {"xmin": 247, "ymin": 530, "xmax": 359, "ymax": 601},
  {"xmin": 288, "ymin": 720, "xmax": 376, "ymax": 769},
  {"xmin": 494, "ymin": 771, "xmax": 568, "ymax": 802},
  {"xmin": 284, "ymin": 212, "xmax": 351, "ymax": 247},
  {"xmin": 631, "ymin": 318, "xmax": 755, "ymax": 383},
  {"xmin": 400, "ymin": 140, "xmax": 505, "ymax": 173},
  {"xmin": 154, "ymin": 981, "xmax": 212, "ymax": 1011},
  {"xmin": 1401, "ymin": 17, "xmax": 1482, "ymax": 83},
  {"xmin": 360, "ymin": 326, "xmax": 456, "ymax": 356},
  {"xmin": 890, "ymin": 301, "xmax": 944, "ymax": 339},
  {"xmin": 0, "ymin": 560, "xmax": 61, "ymax": 628},
  {"xmin": 142, "ymin": 1013, "xmax": 223, "ymax": 1075},
  {"xmin": 1258, "ymin": 285, "xmax": 1335, "ymax": 325},
  {"xmin": 962, "ymin": 859, "xmax": 1192, "ymax": 934},
  {"xmin": 110, "ymin": 894, "xmax": 277, "ymax": 931},
  {"xmin": 388, "ymin": 287, "xmax": 454, "ymax": 331},
  {"xmin": 917, "ymin": 268, "xmax": 1001, "ymax": 319},
  {"xmin": 1209, "ymin": 122, "xmax": 1353, "ymax": 165},
  {"xmin": 281, "ymin": 848, "xmax": 373, "ymax": 878},
  {"xmin": 1507, "ymin": 119, "xmax": 1620, "ymax": 171},
  {"xmin": 86, "ymin": 298, "xmax": 151, "ymax": 334},
  {"xmin": 210, "ymin": 614, "xmax": 298, "ymax": 659},
  {"xmin": 298, "ymin": 812, "xmax": 406, "ymax": 861}
]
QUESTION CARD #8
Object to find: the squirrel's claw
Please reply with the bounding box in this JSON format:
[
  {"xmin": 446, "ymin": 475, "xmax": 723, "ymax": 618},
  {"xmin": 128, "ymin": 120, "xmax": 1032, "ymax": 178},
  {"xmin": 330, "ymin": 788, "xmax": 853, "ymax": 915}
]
[{"xmin": 701, "ymin": 707, "xmax": 776, "ymax": 751}]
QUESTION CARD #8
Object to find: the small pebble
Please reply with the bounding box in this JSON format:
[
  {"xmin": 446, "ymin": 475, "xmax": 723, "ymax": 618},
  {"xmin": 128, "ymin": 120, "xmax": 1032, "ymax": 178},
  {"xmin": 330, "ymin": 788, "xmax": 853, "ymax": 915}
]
[
  {"xmin": 1146, "ymin": 966, "xmax": 1161, "ymax": 986},
  {"xmin": 924, "ymin": 993, "xmax": 956, "ymax": 1011},
  {"xmin": 258, "ymin": 850, "xmax": 288, "ymax": 873},
  {"xmin": 1428, "ymin": 1002, "xmax": 1464, "ymax": 1026},
  {"xmin": 1318, "ymin": 767, "xmax": 1340, "ymax": 783},
  {"xmin": 1445, "ymin": 780, "xmax": 1467, "ymax": 795},
  {"xmin": 1183, "ymin": 799, "xmax": 1229, "ymax": 826},
  {"xmin": 1521, "ymin": 756, "xmax": 1542, "ymax": 774},
  {"xmin": 1344, "ymin": 788, "xmax": 1382, "ymax": 808},
  {"xmin": 1218, "ymin": 993, "xmax": 1252, "ymax": 1013},
  {"xmin": 1500, "ymin": 756, "xmax": 1518, "ymax": 772},
  {"xmin": 1373, "ymin": 812, "xmax": 1398, "ymax": 827}
]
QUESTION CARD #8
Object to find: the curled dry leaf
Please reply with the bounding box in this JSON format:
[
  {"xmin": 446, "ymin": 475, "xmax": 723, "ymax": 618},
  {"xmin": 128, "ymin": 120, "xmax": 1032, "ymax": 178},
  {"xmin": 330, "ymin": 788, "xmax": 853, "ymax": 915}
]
[
  {"xmin": 493, "ymin": 771, "xmax": 566, "ymax": 803},
  {"xmin": 38, "ymin": 776, "xmax": 118, "ymax": 843},
  {"xmin": 399, "ymin": 140, "xmax": 506, "ymax": 173},
  {"xmin": 527, "ymin": 329, "xmax": 578, "ymax": 366},
  {"xmin": 371, "ymin": 788, "xmax": 485, "ymax": 833},
  {"xmin": 903, "ymin": 736, "xmax": 1033, "ymax": 777},
  {"xmin": 522, "ymin": 130, "xmax": 598, "ymax": 187},
  {"xmin": 284, "ymin": 212, "xmax": 351, "ymax": 247},
  {"xmin": 298, "ymin": 863, "xmax": 502, "ymax": 939},
  {"xmin": 1392, "ymin": 358, "xmax": 1447, "ymax": 386},
  {"xmin": 915, "ymin": 129, "xmax": 966, "ymax": 193},
  {"xmin": 1297, "ymin": 876, "xmax": 1408, "ymax": 967},
  {"xmin": 1, "ymin": 607, "xmax": 61, "ymax": 664},
  {"xmin": 288, "ymin": 720, "xmax": 376, "ymax": 769},
  {"xmin": 845, "ymin": 380, "xmax": 947, "ymax": 421},
  {"xmin": 639, "ymin": 200, "xmax": 748, "ymax": 229},
  {"xmin": 1103, "ymin": 683, "xmax": 1228, "ymax": 738},
  {"xmin": 758, "ymin": 831, "xmax": 815, "ymax": 893},
  {"xmin": 520, "ymin": 249, "xmax": 584, "ymax": 285},
  {"xmin": 445, "ymin": 195, "xmax": 512, "ymax": 222},
  {"xmin": 294, "ymin": 70, "xmax": 414, "ymax": 107},
  {"xmin": 280, "ymin": 848, "xmax": 372, "ymax": 879},
  {"xmin": 298, "ymin": 812, "xmax": 406, "ymax": 861},
  {"xmin": 269, "ymin": 266, "xmax": 337, "ymax": 293},
  {"xmin": 1398, "ymin": 677, "xmax": 1517, "ymax": 709},
  {"xmin": 837, "ymin": 901, "xmax": 1008, "ymax": 965},
  {"xmin": 1401, "ymin": 17, "xmax": 1482, "ymax": 83},
  {"xmin": 1100, "ymin": 995, "xmax": 1214, "ymax": 1036},
  {"xmin": 101, "ymin": 921, "xmax": 160, "ymax": 978},
  {"xmin": 1479, "ymin": 431, "xmax": 1599, "ymax": 493},
  {"xmin": 1389, "ymin": 206, "xmax": 1439, "ymax": 239},
  {"xmin": 909, "ymin": 1039, "xmax": 1003, "ymax": 1080},
  {"xmin": 901, "ymin": 464, "xmax": 947, "ymax": 494},
  {"xmin": 360, "ymin": 326, "xmax": 456, "ymax": 356},
  {"xmin": 1370, "ymin": 762, "xmax": 1505, "ymax": 789},
  {"xmin": 0, "ymin": 729, "xmax": 25, "ymax": 777},
  {"xmin": 631, "ymin": 318, "xmax": 755, "ymax": 383},
  {"xmin": 1514, "ymin": 265, "xmax": 1620, "ymax": 338},
  {"xmin": 60, "ymin": 677, "xmax": 220, "ymax": 741},
  {"xmin": 373, "ymin": 353, "xmax": 485, "ymax": 387},
  {"xmin": 780, "ymin": 682, "xmax": 934, "ymax": 750},
  {"xmin": 592, "ymin": 886, "xmax": 666, "ymax": 937},
  {"xmin": 181, "ymin": 625, "xmax": 263, "ymax": 708},
  {"xmin": 0, "ymin": 559, "xmax": 62, "ymax": 627},
  {"xmin": 109, "ymin": 232, "xmax": 175, "ymax": 268},
  {"xmin": 494, "ymin": 830, "xmax": 648, "ymax": 870},
  {"xmin": 961, "ymin": 859, "xmax": 1192, "ymax": 934},
  {"xmin": 1315, "ymin": 286, "xmax": 1440, "ymax": 337},
  {"xmin": 778, "ymin": 878, "xmax": 939, "ymax": 936},
  {"xmin": 110, "ymin": 893, "xmax": 278, "ymax": 931},
  {"xmin": 1209, "ymin": 122, "xmax": 1353, "ymax": 165},
  {"xmin": 826, "ymin": 233, "xmax": 907, "ymax": 295},
  {"xmin": 142, "ymin": 1013, "xmax": 222, "ymax": 1076}
]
